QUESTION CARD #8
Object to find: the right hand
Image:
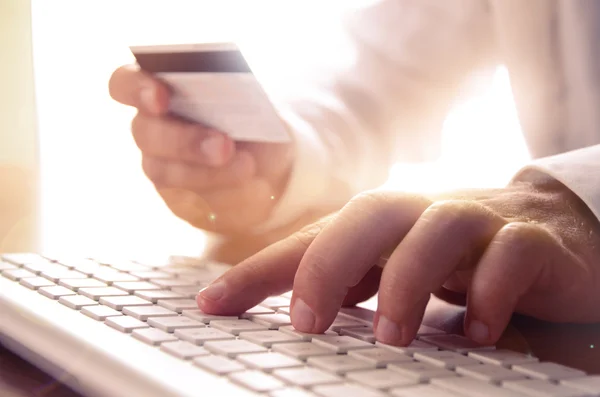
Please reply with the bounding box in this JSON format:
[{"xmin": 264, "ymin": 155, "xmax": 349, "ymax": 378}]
[{"xmin": 108, "ymin": 65, "xmax": 294, "ymax": 234}]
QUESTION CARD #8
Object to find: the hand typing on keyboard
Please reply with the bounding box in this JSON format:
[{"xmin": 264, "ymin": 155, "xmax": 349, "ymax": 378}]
[{"xmin": 198, "ymin": 181, "xmax": 600, "ymax": 347}]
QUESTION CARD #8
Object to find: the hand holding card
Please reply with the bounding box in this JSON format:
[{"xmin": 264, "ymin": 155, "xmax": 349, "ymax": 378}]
[{"xmin": 108, "ymin": 44, "xmax": 295, "ymax": 235}]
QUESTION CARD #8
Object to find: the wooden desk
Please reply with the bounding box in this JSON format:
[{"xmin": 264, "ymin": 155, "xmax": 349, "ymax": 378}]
[{"xmin": 1, "ymin": 296, "xmax": 598, "ymax": 396}]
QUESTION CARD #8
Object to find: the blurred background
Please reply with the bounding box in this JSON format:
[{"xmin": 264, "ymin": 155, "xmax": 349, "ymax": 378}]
[{"xmin": 2, "ymin": 0, "xmax": 530, "ymax": 258}]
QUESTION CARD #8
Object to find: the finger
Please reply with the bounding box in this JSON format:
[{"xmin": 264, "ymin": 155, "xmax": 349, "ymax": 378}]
[
  {"xmin": 108, "ymin": 65, "xmax": 170, "ymax": 115},
  {"xmin": 464, "ymin": 222, "xmax": 565, "ymax": 345},
  {"xmin": 341, "ymin": 266, "xmax": 382, "ymax": 307},
  {"xmin": 142, "ymin": 150, "xmax": 256, "ymax": 191},
  {"xmin": 291, "ymin": 191, "xmax": 431, "ymax": 334},
  {"xmin": 157, "ymin": 178, "xmax": 274, "ymax": 233},
  {"xmin": 376, "ymin": 200, "xmax": 506, "ymax": 345},
  {"xmin": 132, "ymin": 114, "xmax": 234, "ymax": 166},
  {"xmin": 197, "ymin": 216, "xmax": 335, "ymax": 314}
]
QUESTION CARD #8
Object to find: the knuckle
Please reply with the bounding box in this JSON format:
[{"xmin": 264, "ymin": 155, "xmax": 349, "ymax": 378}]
[
  {"xmin": 495, "ymin": 222, "xmax": 549, "ymax": 250},
  {"xmin": 297, "ymin": 251, "xmax": 333, "ymax": 285},
  {"xmin": 292, "ymin": 218, "xmax": 330, "ymax": 249}
]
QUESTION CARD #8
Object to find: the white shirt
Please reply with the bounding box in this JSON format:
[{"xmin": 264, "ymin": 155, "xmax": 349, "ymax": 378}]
[{"xmin": 258, "ymin": 0, "xmax": 600, "ymax": 231}]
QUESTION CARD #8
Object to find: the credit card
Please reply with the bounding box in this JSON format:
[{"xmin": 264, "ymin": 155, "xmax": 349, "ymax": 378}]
[{"xmin": 130, "ymin": 43, "xmax": 290, "ymax": 143}]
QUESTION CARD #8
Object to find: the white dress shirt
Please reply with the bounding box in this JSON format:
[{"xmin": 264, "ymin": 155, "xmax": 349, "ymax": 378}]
[{"xmin": 257, "ymin": 0, "xmax": 600, "ymax": 231}]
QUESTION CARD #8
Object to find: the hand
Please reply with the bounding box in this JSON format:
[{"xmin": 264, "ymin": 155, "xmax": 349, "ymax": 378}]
[
  {"xmin": 108, "ymin": 65, "xmax": 294, "ymax": 234},
  {"xmin": 197, "ymin": 179, "xmax": 600, "ymax": 346}
]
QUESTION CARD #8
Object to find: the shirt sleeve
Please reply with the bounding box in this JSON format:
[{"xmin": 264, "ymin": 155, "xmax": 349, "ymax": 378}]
[
  {"xmin": 511, "ymin": 145, "xmax": 600, "ymax": 222},
  {"xmin": 256, "ymin": 0, "xmax": 497, "ymax": 232}
]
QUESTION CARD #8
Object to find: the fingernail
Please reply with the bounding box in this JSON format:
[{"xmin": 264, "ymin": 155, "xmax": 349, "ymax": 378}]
[
  {"xmin": 140, "ymin": 85, "xmax": 158, "ymax": 113},
  {"xmin": 199, "ymin": 280, "xmax": 225, "ymax": 301},
  {"xmin": 291, "ymin": 298, "xmax": 316, "ymax": 332},
  {"xmin": 201, "ymin": 134, "xmax": 226, "ymax": 166},
  {"xmin": 468, "ymin": 320, "xmax": 490, "ymax": 344},
  {"xmin": 375, "ymin": 315, "xmax": 402, "ymax": 344}
]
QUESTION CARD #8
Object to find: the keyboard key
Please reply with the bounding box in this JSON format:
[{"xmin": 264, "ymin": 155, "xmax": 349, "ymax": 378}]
[
  {"xmin": 270, "ymin": 388, "xmax": 316, "ymax": 397},
  {"xmin": 1, "ymin": 253, "xmax": 42, "ymax": 266},
  {"xmin": 59, "ymin": 278, "xmax": 107, "ymax": 291},
  {"xmin": 250, "ymin": 313, "xmax": 292, "ymax": 329},
  {"xmin": 277, "ymin": 307, "xmax": 291, "ymax": 315},
  {"xmin": 175, "ymin": 327, "xmax": 233, "ymax": 345},
  {"xmin": 240, "ymin": 330, "xmax": 299, "ymax": 347},
  {"xmin": 419, "ymin": 334, "xmax": 495, "ymax": 353},
  {"xmin": 347, "ymin": 369, "xmax": 418, "ymax": 390},
  {"xmin": 171, "ymin": 286, "xmax": 202, "ymax": 298},
  {"xmin": 151, "ymin": 278, "xmax": 197, "ymax": 289},
  {"xmin": 104, "ymin": 260, "xmax": 150, "ymax": 272},
  {"xmin": 312, "ymin": 335, "xmax": 373, "ymax": 353},
  {"xmin": 59, "ymin": 259, "xmax": 104, "ymax": 275},
  {"xmin": 38, "ymin": 285, "xmax": 77, "ymax": 299},
  {"xmin": 561, "ymin": 376, "xmax": 600, "ymax": 394},
  {"xmin": 417, "ymin": 325, "xmax": 446, "ymax": 336},
  {"xmin": 340, "ymin": 327, "xmax": 376, "ymax": 343},
  {"xmin": 130, "ymin": 270, "xmax": 173, "ymax": 280},
  {"xmin": 414, "ymin": 350, "xmax": 480, "ymax": 370},
  {"xmin": 273, "ymin": 367, "xmax": 342, "ymax": 388},
  {"xmin": 112, "ymin": 281, "xmax": 161, "ymax": 293},
  {"xmin": 105, "ymin": 315, "xmax": 149, "ymax": 333},
  {"xmin": 23, "ymin": 262, "xmax": 66, "ymax": 274},
  {"xmin": 307, "ymin": 354, "xmax": 376, "ymax": 375},
  {"xmin": 229, "ymin": 371, "xmax": 285, "ymax": 393},
  {"xmin": 193, "ymin": 355, "xmax": 245, "ymax": 375},
  {"xmin": 182, "ymin": 309, "xmax": 238, "ymax": 324},
  {"xmin": 157, "ymin": 299, "xmax": 198, "ymax": 313},
  {"xmin": 505, "ymin": 379, "xmax": 586, "ymax": 397},
  {"xmin": 261, "ymin": 296, "xmax": 291, "ymax": 309},
  {"xmin": 0, "ymin": 262, "xmax": 17, "ymax": 271},
  {"xmin": 134, "ymin": 290, "xmax": 185, "ymax": 303},
  {"xmin": 93, "ymin": 270, "xmax": 138, "ymax": 284},
  {"xmin": 272, "ymin": 342, "xmax": 334, "ymax": 361},
  {"xmin": 210, "ymin": 319, "xmax": 268, "ymax": 335},
  {"xmin": 2, "ymin": 268, "xmax": 36, "ymax": 281},
  {"xmin": 204, "ymin": 339, "xmax": 267, "ymax": 357},
  {"xmin": 456, "ymin": 363, "xmax": 528, "ymax": 383},
  {"xmin": 238, "ymin": 352, "xmax": 303, "ymax": 372},
  {"xmin": 132, "ymin": 328, "xmax": 177, "ymax": 345},
  {"xmin": 468, "ymin": 349, "xmax": 539, "ymax": 367},
  {"xmin": 512, "ymin": 362, "xmax": 586, "ymax": 381},
  {"xmin": 389, "ymin": 384, "xmax": 462, "ymax": 397},
  {"xmin": 20, "ymin": 276, "xmax": 55, "ymax": 290},
  {"xmin": 147, "ymin": 316, "xmax": 204, "ymax": 332},
  {"xmin": 376, "ymin": 340, "xmax": 438, "ymax": 355},
  {"xmin": 388, "ymin": 362, "xmax": 457, "ymax": 382},
  {"xmin": 432, "ymin": 377, "xmax": 524, "ymax": 397},
  {"xmin": 41, "ymin": 269, "xmax": 87, "ymax": 283},
  {"xmin": 329, "ymin": 317, "xmax": 368, "ymax": 332},
  {"xmin": 312, "ymin": 383, "xmax": 386, "ymax": 397},
  {"xmin": 279, "ymin": 326, "xmax": 337, "ymax": 341},
  {"xmin": 240, "ymin": 305, "xmax": 275, "ymax": 318},
  {"xmin": 160, "ymin": 341, "xmax": 210, "ymax": 360},
  {"xmin": 59, "ymin": 295, "xmax": 98, "ymax": 309},
  {"xmin": 81, "ymin": 305, "xmax": 123, "ymax": 320},
  {"xmin": 79, "ymin": 287, "xmax": 129, "ymax": 301},
  {"xmin": 348, "ymin": 348, "xmax": 412, "ymax": 367},
  {"xmin": 99, "ymin": 295, "xmax": 153, "ymax": 310},
  {"xmin": 122, "ymin": 305, "xmax": 177, "ymax": 321}
]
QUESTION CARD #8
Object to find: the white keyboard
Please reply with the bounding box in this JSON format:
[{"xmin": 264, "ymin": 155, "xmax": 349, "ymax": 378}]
[{"xmin": 1, "ymin": 253, "xmax": 599, "ymax": 397}]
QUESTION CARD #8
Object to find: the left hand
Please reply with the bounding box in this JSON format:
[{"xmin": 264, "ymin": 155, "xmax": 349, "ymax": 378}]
[{"xmin": 197, "ymin": 179, "xmax": 600, "ymax": 346}]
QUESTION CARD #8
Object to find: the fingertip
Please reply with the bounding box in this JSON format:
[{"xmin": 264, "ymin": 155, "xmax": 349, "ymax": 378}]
[{"xmin": 290, "ymin": 297, "xmax": 317, "ymax": 333}]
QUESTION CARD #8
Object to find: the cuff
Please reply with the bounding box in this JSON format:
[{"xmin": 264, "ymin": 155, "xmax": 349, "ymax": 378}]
[
  {"xmin": 254, "ymin": 108, "xmax": 332, "ymax": 233},
  {"xmin": 511, "ymin": 145, "xmax": 600, "ymax": 222}
]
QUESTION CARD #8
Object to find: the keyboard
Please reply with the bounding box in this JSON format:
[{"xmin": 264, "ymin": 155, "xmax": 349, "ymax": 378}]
[{"xmin": 1, "ymin": 253, "xmax": 599, "ymax": 397}]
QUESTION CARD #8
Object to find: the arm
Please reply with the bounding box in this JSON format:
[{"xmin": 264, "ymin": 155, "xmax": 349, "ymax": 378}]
[{"xmin": 261, "ymin": 0, "xmax": 499, "ymax": 231}]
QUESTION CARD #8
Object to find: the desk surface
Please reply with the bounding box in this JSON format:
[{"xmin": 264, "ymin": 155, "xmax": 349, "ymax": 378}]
[{"xmin": 1, "ymin": 296, "xmax": 599, "ymax": 396}]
